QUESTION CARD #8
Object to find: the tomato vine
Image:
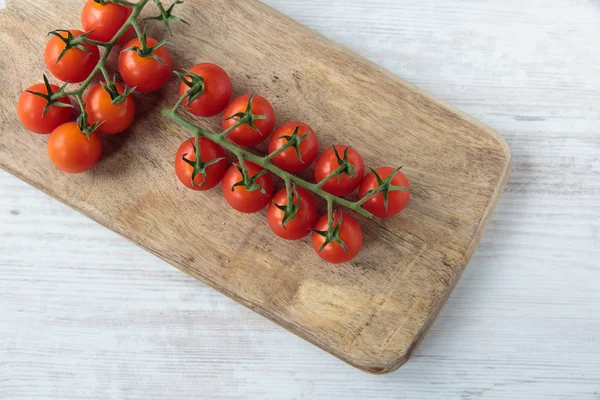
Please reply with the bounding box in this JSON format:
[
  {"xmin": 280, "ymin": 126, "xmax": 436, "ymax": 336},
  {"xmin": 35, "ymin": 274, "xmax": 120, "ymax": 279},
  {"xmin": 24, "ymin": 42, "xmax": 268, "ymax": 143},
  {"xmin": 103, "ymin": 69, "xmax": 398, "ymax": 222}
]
[
  {"xmin": 36, "ymin": 0, "xmax": 185, "ymax": 136},
  {"xmin": 163, "ymin": 89, "xmax": 410, "ymax": 253}
]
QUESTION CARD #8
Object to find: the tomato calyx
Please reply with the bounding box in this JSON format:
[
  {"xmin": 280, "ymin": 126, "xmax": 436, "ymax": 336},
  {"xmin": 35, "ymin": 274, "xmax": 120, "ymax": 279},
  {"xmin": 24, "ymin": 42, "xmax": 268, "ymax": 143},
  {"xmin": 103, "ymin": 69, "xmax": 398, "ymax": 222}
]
[
  {"xmin": 175, "ymin": 70, "xmax": 206, "ymax": 106},
  {"xmin": 181, "ymin": 137, "xmax": 225, "ymax": 188},
  {"xmin": 266, "ymin": 125, "xmax": 314, "ymax": 163},
  {"xmin": 358, "ymin": 167, "xmax": 411, "ymax": 211},
  {"xmin": 311, "ymin": 207, "xmax": 350, "ymax": 254},
  {"xmin": 223, "ymin": 94, "xmax": 269, "ymax": 138},
  {"xmin": 274, "ymin": 182, "xmax": 302, "ymax": 230},
  {"xmin": 122, "ymin": 26, "xmax": 169, "ymax": 64},
  {"xmin": 100, "ymin": 75, "xmax": 136, "ymax": 105},
  {"xmin": 316, "ymin": 146, "xmax": 358, "ymax": 188},
  {"xmin": 48, "ymin": 30, "xmax": 97, "ymax": 63},
  {"xmin": 76, "ymin": 106, "xmax": 103, "ymax": 138},
  {"xmin": 231, "ymin": 158, "xmax": 271, "ymax": 196},
  {"xmin": 143, "ymin": 0, "xmax": 189, "ymax": 36},
  {"xmin": 26, "ymin": 74, "xmax": 73, "ymax": 117}
]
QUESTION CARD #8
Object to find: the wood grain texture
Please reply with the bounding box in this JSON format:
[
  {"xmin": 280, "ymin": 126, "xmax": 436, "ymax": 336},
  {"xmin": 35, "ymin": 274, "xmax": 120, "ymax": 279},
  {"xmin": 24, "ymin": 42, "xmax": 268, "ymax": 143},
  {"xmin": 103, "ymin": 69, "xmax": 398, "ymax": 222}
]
[
  {"xmin": 0, "ymin": 0, "xmax": 510, "ymax": 373},
  {"xmin": 3, "ymin": 0, "xmax": 598, "ymax": 398}
]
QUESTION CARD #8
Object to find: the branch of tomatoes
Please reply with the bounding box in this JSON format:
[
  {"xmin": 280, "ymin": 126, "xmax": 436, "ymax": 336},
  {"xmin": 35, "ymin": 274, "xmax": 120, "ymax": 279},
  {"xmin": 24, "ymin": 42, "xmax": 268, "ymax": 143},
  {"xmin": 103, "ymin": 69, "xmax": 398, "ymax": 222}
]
[
  {"xmin": 163, "ymin": 70, "xmax": 412, "ymax": 263},
  {"xmin": 18, "ymin": 0, "xmax": 186, "ymax": 172}
]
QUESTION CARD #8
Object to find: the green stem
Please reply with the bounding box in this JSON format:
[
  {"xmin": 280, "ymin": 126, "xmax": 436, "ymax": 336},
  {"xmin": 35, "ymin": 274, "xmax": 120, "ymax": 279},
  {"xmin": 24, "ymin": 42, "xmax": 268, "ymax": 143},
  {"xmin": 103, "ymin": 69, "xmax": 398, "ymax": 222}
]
[
  {"xmin": 81, "ymin": 38, "xmax": 109, "ymax": 47},
  {"xmin": 130, "ymin": 20, "xmax": 148, "ymax": 52},
  {"xmin": 316, "ymin": 165, "xmax": 347, "ymax": 188},
  {"xmin": 162, "ymin": 109, "xmax": 375, "ymax": 219},
  {"xmin": 220, "ymin": 115, "xmax": 249, "ymax": 138},
  {"xmin": 110, "ymin": 0, "xmax": 138, "ymax": 6},
  {"xmin": 265, "ymin": 139, "xmax": 293, "ymax": 161},
  {"xmin": 100, "ymin": 65, "xmax": 112, "ymax": 84},
  {"xmin": 326, "ymin": 198, "xmax": 334, "ymax": 228}
]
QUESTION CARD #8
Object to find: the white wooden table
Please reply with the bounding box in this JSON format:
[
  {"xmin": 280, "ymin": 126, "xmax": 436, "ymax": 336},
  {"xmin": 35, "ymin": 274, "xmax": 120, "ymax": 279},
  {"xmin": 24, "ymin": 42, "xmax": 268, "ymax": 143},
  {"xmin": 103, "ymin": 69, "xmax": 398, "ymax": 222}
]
[{"xmin": 1, "ymin": 0, "xmax": 599, "ymax": 398}]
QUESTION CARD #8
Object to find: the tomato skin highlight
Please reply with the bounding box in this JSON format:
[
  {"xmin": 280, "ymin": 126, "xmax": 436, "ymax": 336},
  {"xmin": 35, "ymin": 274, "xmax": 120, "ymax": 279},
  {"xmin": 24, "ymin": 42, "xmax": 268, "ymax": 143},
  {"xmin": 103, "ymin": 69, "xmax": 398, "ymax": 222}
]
[
  {"xmin": 84, "ymin": 83, "xmax": 136, "ymax": 135},
  {"xmin": 312, "ymin": 211, "xmax": 363, "ymax": 264},
  {"xmin": 222, "ymin": 161, "xmax": 274, "ymax": 213},
  {"xmin": 118, "ymin": 37, "xmax": 172, "ymax": 93},
  {"xmin": 222, "ymin": 94, "xmax": 276, "ymax": 147},
  {"xmin": 180, "ymin": 63, "xmax": 232, "ymax": 118},
  {"xmin": 268, "ymin": 122, "xmax": 319, "ymax": 173},
  {"xmin": 359, "ymin": 167, "xmax": 411, "ymax": 218},
  {"xmin": 314, "ymin": 146, "xmax": 365, "ymax": 196},
  {"xmin": 175, "ymin": 137, "xmax": 227, "ymax": 191},
  {"xmin": 17, "ymin": 83, "xmax": 71, "ymax": 134},
  {"xmin": 81, "ymin": 0, "xmax": 134, "ymax": 44},
  {"xmin": 44, "ymin": 30, "xmax": 100, "ymax": 83},
  {"xmin": 267, "ymin": 187, "xmax": 318, "ymax": 240},
  {"xmin": 48, "ymin": 122, "xmax": 102, "ymax": 174}
]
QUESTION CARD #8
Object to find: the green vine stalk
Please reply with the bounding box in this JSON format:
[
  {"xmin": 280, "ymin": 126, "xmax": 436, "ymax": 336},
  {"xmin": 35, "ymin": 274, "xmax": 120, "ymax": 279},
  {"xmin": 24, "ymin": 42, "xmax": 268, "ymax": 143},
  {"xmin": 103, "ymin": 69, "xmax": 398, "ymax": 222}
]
[
  {"xmin": 39, "ymin": 0, "xmax": 185, "ymax": 134},
  {"xmin": 162, "ymin": 88, "xmax": 412, "ymax": 225}
]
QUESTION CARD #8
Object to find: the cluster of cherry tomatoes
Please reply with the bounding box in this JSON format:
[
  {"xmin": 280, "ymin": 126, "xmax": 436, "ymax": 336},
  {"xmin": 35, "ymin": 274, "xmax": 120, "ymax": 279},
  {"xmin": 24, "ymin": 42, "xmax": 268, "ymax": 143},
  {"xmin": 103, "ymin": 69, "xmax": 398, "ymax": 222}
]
[
  {"xmin": 15, "ymin": 0, "xmax": 410, "ymax": 264},
  {"xmin": 173, "ymin": 64, "xmax": 411, "ymax": 264},
  {"xmin": 17, "ymin": 0, "xmax": 173, "ymax": 173}
]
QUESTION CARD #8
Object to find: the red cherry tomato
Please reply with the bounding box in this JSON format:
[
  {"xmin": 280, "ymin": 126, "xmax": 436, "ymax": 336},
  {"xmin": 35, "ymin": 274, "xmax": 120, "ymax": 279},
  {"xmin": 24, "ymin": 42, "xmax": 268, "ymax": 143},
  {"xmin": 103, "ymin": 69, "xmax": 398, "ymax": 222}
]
[
  {"xmin": 222, "ymin": 94, "xmax": 275, "ymax": 147},
  {"xmin": 81, "ymin": 0, "xmax": 134, "ymax": 44},
  {"xmin": 267, "ymin": 187, "xmax": 318, "ymax": 240},
  {"xmin": 359, "ymin": 167, "xmax": 411, "ymax": 218},
  {"xmin": 314, "ymin": 146, "xmax": 365, "ymax": 196},
  {"xmin": 84, "ymin": 83, "xmax": 136, "ymax": 135},
  {"xmin": 180, "ymin": 63, "xmax": 232, "ymax": 118},
  {"xmin": 175, "ymin": 137, "xmax": 227, "ymax": 191},
  {"xmin": 312, "ymin": 211, "xmax": 363, "ymax": 264},
  {"xmin": 17, "ymin": 83, "xmax": 71, "ymax": 134},
  {"xmin": 118, "ymin": 37, "xmax": 172, "ymax": 93},
  {"xmin": 48, "ymin": 122, "xmax": 102, "ymax": 174},
  {"xmin": 268, "ymin": 122, "xmax": 319, "ymax": 173},
  {"xmin": 222, "ymin": 161, "xmax": 274, "ymax": 213},
  {"xmin": 44, "ymin": 30, "xmax": 100, "ymax": 83}
]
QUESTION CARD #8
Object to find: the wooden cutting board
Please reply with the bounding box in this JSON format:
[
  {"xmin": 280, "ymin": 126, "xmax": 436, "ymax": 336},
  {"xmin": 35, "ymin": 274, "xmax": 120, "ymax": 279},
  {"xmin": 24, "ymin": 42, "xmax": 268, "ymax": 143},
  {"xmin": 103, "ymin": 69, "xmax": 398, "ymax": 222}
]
[{"xmin": 0, "ymin": 0, "xmax": 511, "ymax": 373}]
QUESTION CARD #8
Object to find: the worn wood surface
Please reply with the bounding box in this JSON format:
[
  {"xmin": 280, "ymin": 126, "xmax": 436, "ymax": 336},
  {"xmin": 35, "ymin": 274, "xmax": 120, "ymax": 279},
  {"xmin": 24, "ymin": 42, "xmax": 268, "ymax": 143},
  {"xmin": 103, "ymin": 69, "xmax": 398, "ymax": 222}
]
[
  {"xmin": 0, "ymin": 0, "xmax": 510, "ymax": 374},
  {"xmin": 1, "ymin": 0, "xmax": 599, "ymax": 398}
]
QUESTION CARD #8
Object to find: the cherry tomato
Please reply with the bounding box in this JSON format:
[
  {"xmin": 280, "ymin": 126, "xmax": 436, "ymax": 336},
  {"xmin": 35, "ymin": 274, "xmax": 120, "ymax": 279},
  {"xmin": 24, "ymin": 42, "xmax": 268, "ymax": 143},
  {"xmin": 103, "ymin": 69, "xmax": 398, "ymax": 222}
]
[
  {"xmin": 267, "ymin": 187, "xmax": 318, "ymax": 240},
  {"xmin": 222, "ymin": 161, "xmax": 274, "ymax": 213},
  {"xmin": 359, "ymin": 167, "xmax": 411, "ymax": 218},
  {"xmin": 268, "ymin": 122, "xmax": 319, "ymax": 173},
  {"xmin": 222, "ymin": 94, "xmax": 275, "ymax": 147},
  {"xmin": 17, "ymin": 83, "xmax": 71, "ymax": 134},
  {"xmin": 314, "ymin": 146, "xmax": 365, "ymax": 196},
  {"xmin": 180, "ymin": 63, "xmax": 232, "ymax": 118},
  {"xmin": 48, "ymin": 122, "xmax": 102, "ymax": 174},
  {"xmin": 84, "ymin": 83, "xmax": 136, "ymax": 135},
  {"xmin": 44, "ymin": 30, "xmax": 100, "ymax": 83},
  {"xmin": 81, "ymin": 0, "xmax": 134, "ymax": 44},
  {"xmin": 175, "ymin": 137, "xmax": 227, "ymax": 191},
  {"xmin": 118, "ymin": 37, "xmax": 172, "ymax": 93},
  {"xmin": 312, "ymin": 211, "xmax": 363, "ymax": 264}
]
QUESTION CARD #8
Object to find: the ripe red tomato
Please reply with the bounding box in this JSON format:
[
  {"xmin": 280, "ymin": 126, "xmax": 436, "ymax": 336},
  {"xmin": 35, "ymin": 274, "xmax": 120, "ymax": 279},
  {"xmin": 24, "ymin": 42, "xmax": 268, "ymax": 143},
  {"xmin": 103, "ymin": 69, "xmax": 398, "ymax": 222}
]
[
  {"xmin": 118, "ymin": 37, "xmax": 172, "ymax": 93},
  {"xmin": 359, "ymin": 167, "xmax": 411, "ymax": 218},
  {"xmin": 17, "ymin": 83, "xmax": 71, "ymax": 134},
  {"xmin": 312, "ymin": 211, "xmax": 363, "ymax": 264},
  {"xmin": 84, "ymin": 83, "xmax": 135, "ymax": 135},
  {"xmin": 81, "ymin": 0, "xmax": 134, "ymax": 44},
  {"xmin": 267, "ymin": 187, "xmax": 318, "ymax": 240},
  {"xmin": 314, "ymin": 146, "xmax": 365, "ymax": 196},
  {"xmin": 175, "ymin": 137, "xmax": 227, "ymax": 191},
  {"xmin": 222, "ymin": 161, "xmax": 274, "ymax": 213},
  {"xmin": 180, "ymin": 63, "xmax": 232, "ymax": 118},
  {"xmin": 222, "ymin": 94, "xmax": 275, "ymax": 147},
  {"xmin": 48, "ymin": 122, "xmax": 102, "ymax": 174},
  {"xmin": 268, "ymin": 122, "xmax": 319, "ymax": 173},
  {"xmin": 44, "ymin": 30, "xmax": 100, "ymax": 83}
]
